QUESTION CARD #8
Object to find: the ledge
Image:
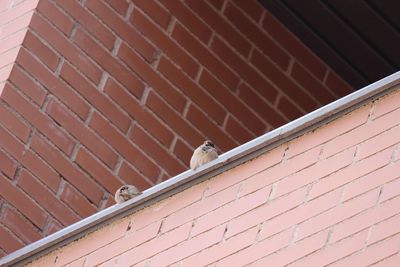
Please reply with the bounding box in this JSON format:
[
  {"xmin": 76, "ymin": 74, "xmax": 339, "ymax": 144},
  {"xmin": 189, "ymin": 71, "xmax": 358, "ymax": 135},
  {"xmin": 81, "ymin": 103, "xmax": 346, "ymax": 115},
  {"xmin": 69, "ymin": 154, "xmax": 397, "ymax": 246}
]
[{"xmin": 1, "ymin": 71, "xmax": 400, "ymax": 266}]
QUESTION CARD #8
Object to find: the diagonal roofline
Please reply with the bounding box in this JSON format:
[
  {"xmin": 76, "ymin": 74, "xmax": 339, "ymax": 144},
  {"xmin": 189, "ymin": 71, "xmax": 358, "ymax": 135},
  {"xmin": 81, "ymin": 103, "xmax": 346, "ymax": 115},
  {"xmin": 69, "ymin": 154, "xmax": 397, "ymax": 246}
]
[{"xmin": 1, "ymin": 71, "xmax": 400, "ymax": 266}]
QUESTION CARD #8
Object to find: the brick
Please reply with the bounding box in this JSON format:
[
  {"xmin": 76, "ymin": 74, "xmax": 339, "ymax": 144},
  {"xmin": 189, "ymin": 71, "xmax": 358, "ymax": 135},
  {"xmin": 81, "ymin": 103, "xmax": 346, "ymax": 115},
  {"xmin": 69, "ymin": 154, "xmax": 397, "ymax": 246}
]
[
  {"xmin": 99, "ymin": 223, "xmax": 190, "ymax": 267},
  {"xmin": 44, "ymin": 219, "xmax": 62, "ymax": 236},
  {"xmin": 260, "ymin": 189, "xmax": 341, "ymax": 240},
  {"xmin": 332, "ymin": 233, "xmax": 400, "ymax": 267},
  {"xmin": 253, "ymin": 230, "xmax": 328, "ymax": 267},
  {"xmin": 89, "ymin": 111, "xmax": 160, "ymax": 181},
  {"xmin": 0, "ymin": 173, "xmax": 48, "ymax": 229},
  {"xmin": 224, "ymin": 2, "xmax": 290, "ymax": 70},
  {"xmin": 46, "ymin": 98, "xmax": 118, "ymax": 169},
  {"xmin": 309, "ymin": 147, "xmax": 392, "ymax": 200},
  {"xmin": 0, "ymin": 149, "xmax": 17, "ymax": 179},
  {"xmin": 118, "ymin": 160, "xmax": 152, "ymax": 192},
  {"xmin": 83, "ymin": 221, "xmax": 161, "ymax": 267},
  {"xmin": 0, "ymin": 101, "xmax": 30, "ymax": 142},
  {"xmin": 173, "ymin": 138, "xmax": 192, "ymax": 168},
  {"xmin": 0, "ymin": 29, "xmax": 25, "ymax": 54},
  {"xmin": 206, "ymin": 144, "xmax": 287, "ymax": 196},
  {"xmin": 250, "ymin": 49, "xmax": 317, "ymax": 112},
  {"xmin": 199, "ymin": 70, "xmax": 265, "ymax": 135},
  {"xmin": 232, "ymin": 0, "xmax": 264, "ymax": 23},
  {"xmin": 292, "ymin": 61, "xmax": 336, "ymax": 103},
  {"xmin": 330, "ymin": 195, "xmax": 400, "ymax": 244},
  {"xmin": 23, "ymin": 30, "xmax": 59, "ymax": 71},
  {"xmin": 236, "ymin": 145, "xmax": 320, "ymax": 197},
  {"xmin": 296, "ymin": 188, "xmax": 379, "ymax": 241},
  {"xmin": 8, "ymin": 65, "xmax": 46, "ymax": 106},
  {"xmin": 0, "ymin": 47, "xmax": 19, "ymax": 69},
  {"xmin": 104, "ymin": 78, "xmax": 173, "ymax": 147},
  {"xmin": 132, "ymin": 0, "xmax": 170, "ymax": 29},
  {"xmin": 29, "ymin": 13, "xmax": 102, "ymax": 84},
  {"xmin": 60, "ymin": 182, "xmax": 97, "ymax": 218},
  {"xmin": 0, "ymin": 0, "xmax": 38, "ymax": 23},
  {"xmin": 237, "ymin": 83, "xmax": 286, "ymax": 128},
  {"xmin": 192, "ymin": 186, "xmax": 272, "ymax": 237},
  {"xmin": 0, "ymin": 12, "xmax": 33, "ymax": 40},
  {"xmin": 53, "ymin": 216, "xmax": 133, "ymax": 266},
  {"xmin": 132, "ymin": 182, "xmax": 207, "ymax": 230},
  {"xmin": 160, "ymin": 0, "xmax": 211, "ymax": 43},
  {"xmin": 371, "ymin": 253, "xmax": 400, "ymax": 267},
  {"xmin": 277, "ymin": 95, "xmax": 304, "ymax": 120},
  {"xmin": 36, "ymin": 0, "xmax": 74, "ymax": 36},
  {"xmin": 184, "ymin": 226, "xmax": 258, "ymax": 266},
  {"xmin": 18, "ymin": 169, "xmax": 80, "ymax": 226},
  {"xmin": 212, "ymin": 37, "xmax": 278, "ymax": 103},
  {"xmin": 30, "ymin": 132, "xmax": 103, "ymax": 205},
  {"xmin": 294, "ymin": 229, "xmax": 368, "ymax": 266},
  {"xmin": 1, "ymin": 83, "xmax": 76, "ymax": 155},
  {"xmin": 205, "ymin": 0, "xmax": 224, "ymax": 10},
  {"xmin": 226, "ymin": 187, "xmax": 305, "ymax": 238},
  {"xmin": 343, "ymin": 161, "xmax": 400, "ymax": 202},
  {"xmin": 16, "ymin": 47, "xmax": 90, "ymax": 119},
  {"xmin": 380, "ymin": 177, "xmax": 400, "ymax": 203},
  {"xmin": 157, "ymin": 56, "xmax": 226, "ymax": 125},
  {"xmin": 0, "ymin": 66, "xmax": 13, "ymax": 86},
  {"xmin": 116, "ymin": 43, "xmax": 186, "ymax": 112},
  {"xmin": 0, "ymin": 206, "xmax": 41, "ymax": 244},
  {"xmin": 73, "ymin": 29, "xmax": 145, "ymax": 99},
  {"xmin": 130, "ymin": 7, "xmax": 199, "ymax": 78},
  {"xmin": 373, "ymin": 88, "xmax": 400, "ymax": 119},
  {"xmin": 194, "ymin": 0, "xmax": 257, "ymax": 49},
  {"xmin": 325, "ymin": 70, "xmax": 353, "ymax": 97},
  {"xmin": 150, "ymin": 224, "xmax": 225, "ymax": 267},
  {"xmin": 219, "ymin": 228, "xmax": 291, "ymax": 266},
  {"xmin": 163, "ymin": 183, "xmax": 240, "ymax": 232},
  {"xmin": 323, "ymin": 106, "xmax": 400, "ymax": 158},
  {"xmin": 287, "ymin": 104, "xmax": 370, "ymax": 158},
  {"xmin": 75, "ymin": 147, "xmax": 123, "ymax": 193},
  {"xmin": 274, "ymin": 147, "xmax": 355, "ymax": 199},
  {"xmin": 262, "ymin": 10, "xmax": 328, "ymax": 80},
  {"xmin": 21, "ymin": 149, "xmax": 60, "ymax": 192},
  {"xmin": 129, "ymin": 125, "xmax": 185, "ymax": 176},
  {"xmin": 86, "ymin": 0, "xmax": 157, "ymax": 63},
  {"xmin": 55, "ymin": 0, "xmax": 115, "ymax": 50},
  {"xmin": 369, "ymin": 212, "xmax": 400, "ymax": 245},
  {"xmin": 0, "ymin": 225, "xmax": 24, "ymax": 253},
  {"xmin": 171, "ymin": 22, "xmax": 239, "ymax": 89},
  {"xmin": 0, "ymin": 124, "xmax": 25, "ymax": 161},
  {"xmin": 225, "ymin": 115, "xmax": 254, "ymax": 144},
  {"xmin": 357, "ymin": 125, "xmax": 400, "ymax": 160},
  {"xmin": 105, "ymin": 0, "xmax": 129, "ymax": 16},
  {"xmin": 186, "ymin": 104, "xmax": 237, "ymax": 151},
  {"xmin": 60, "ymin": 62, "xmax": 131, "ymax": 133},
  {"xmin": 145, "ymin": 91, "xmax": 203, "ymax": 148}
]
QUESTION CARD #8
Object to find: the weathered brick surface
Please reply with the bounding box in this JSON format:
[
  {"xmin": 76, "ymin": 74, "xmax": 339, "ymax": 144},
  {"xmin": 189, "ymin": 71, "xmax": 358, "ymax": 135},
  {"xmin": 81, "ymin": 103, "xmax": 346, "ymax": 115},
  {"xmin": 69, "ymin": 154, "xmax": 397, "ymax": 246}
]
[
  {"xmin": 25, "ymin": 88, "xmax": 400, "ymax": 266},
  {"xmin": 0, "ymin": 0, "xmax": 353, "ymax": 256}
]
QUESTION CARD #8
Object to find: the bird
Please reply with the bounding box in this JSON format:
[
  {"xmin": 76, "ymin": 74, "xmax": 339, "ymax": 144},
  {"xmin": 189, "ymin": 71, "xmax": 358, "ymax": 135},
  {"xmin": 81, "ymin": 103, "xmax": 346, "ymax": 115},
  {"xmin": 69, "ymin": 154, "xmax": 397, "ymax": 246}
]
[
  {"xmin": 114, "ymin": 184, "xmax": 141, "ymax": 204},
  {"xmin": 190, "ymin": 140, "xmax": 218, "ymax": 170}
]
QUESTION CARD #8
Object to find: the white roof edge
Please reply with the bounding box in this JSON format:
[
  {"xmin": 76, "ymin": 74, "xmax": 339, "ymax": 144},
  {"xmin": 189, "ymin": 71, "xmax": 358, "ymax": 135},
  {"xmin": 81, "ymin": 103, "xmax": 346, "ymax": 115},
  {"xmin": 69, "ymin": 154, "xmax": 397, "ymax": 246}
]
[{"xmin": 1, "ymin": 71, "xmax": 400, "ymax": 266}]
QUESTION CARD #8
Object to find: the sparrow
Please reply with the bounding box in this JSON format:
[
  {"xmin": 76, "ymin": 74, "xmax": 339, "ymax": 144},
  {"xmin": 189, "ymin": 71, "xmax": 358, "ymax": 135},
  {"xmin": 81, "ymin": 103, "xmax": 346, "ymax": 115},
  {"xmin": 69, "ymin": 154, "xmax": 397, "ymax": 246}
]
[
  {"xmin": 114, "ymin": 184, "xmax": 141, "ymax": 204},
  {"xmin": 190, "ymin": 140, "xmax": 218, "ymax": 170}
]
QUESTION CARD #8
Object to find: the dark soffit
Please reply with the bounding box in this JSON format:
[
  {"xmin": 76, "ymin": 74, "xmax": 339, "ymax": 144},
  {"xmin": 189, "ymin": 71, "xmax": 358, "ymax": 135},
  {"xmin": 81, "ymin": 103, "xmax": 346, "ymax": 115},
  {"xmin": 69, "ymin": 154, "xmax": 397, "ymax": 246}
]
[{"xmin": 259, "ymin": 0, "xmax": 400, "ymax": 90}]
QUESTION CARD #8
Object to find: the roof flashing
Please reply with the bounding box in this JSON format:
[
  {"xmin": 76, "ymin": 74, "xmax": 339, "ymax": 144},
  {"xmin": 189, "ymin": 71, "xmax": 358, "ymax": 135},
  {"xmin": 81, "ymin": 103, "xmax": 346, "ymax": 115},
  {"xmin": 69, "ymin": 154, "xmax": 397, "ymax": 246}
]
[{"xmin": 1, "ymin": 71, "xmax": 400, "ymax": 267}]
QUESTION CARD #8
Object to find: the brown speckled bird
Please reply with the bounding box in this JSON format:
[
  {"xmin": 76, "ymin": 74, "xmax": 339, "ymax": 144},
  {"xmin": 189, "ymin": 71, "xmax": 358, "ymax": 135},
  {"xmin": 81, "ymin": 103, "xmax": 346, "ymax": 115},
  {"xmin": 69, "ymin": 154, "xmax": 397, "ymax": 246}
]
[
  {"xmin": 114, "ymin": 185, "xmax": 141, "ymax": 204},
  {"xmin": 190, "ymin": 140, "xmax": 218, "ymax": 170}
]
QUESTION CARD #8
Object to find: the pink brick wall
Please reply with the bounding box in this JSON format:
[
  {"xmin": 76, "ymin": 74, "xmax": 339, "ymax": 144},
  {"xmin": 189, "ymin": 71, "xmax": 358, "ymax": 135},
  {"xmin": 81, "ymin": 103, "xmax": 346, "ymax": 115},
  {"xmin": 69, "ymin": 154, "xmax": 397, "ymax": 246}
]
[
  {"xmin": 0, "ymin": 0, "xmax": 352, "ymax": 256},
  {"xmin": 25, "ymin": 87, "xmax": 400, "ymax": 266}
]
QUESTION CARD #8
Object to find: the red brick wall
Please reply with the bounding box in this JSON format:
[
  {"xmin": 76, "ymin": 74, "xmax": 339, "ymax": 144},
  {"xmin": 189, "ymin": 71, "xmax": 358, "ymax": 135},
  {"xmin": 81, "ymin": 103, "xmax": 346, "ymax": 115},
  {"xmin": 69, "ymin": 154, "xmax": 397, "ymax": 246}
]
[
  {"xmin": 26, "ymin": 87, "xmax": 400, "ymax": 267},
  {"xmin": 0, "ymin": 0, "xmax": 352, "ymax": 255}
]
